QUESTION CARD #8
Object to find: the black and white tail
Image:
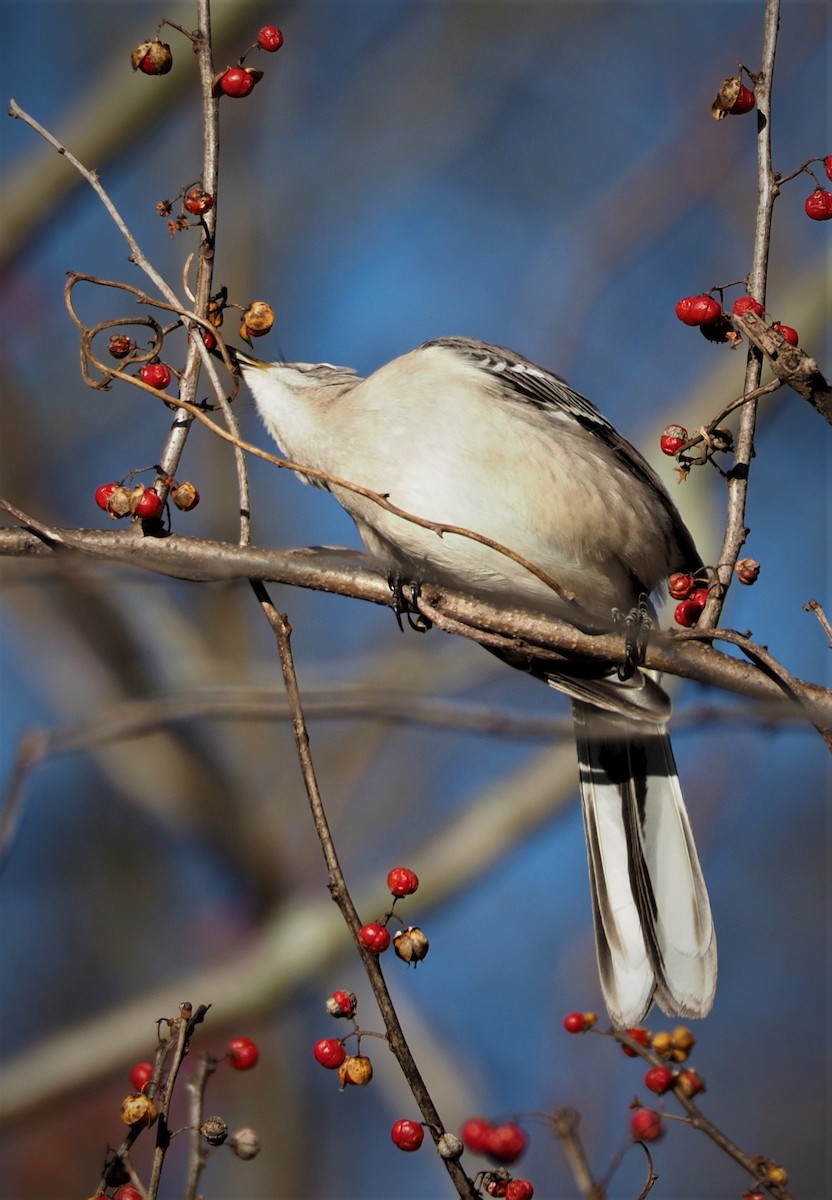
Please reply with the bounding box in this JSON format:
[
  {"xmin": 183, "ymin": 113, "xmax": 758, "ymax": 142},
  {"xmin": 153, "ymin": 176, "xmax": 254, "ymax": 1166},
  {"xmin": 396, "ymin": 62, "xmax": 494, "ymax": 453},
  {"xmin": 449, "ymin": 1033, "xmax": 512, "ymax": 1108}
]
[{"xmin": 573, "ymin": 701, "xmax": 717, "ymax": 1027}]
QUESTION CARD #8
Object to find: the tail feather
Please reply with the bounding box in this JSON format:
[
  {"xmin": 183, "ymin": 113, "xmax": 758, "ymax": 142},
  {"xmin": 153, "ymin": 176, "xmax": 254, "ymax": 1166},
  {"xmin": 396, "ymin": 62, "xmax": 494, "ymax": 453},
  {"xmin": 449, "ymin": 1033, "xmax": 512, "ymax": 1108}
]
[{"xmin": 573, "ymin": 700, "xmax": 716, "ymax": 1027}]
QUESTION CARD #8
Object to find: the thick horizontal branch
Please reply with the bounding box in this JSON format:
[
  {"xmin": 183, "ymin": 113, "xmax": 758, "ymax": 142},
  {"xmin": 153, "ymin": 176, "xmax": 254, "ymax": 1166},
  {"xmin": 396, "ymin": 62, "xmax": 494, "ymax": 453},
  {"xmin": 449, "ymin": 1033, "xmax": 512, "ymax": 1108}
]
[{"xmin": 1, "ymin": 522, "xmax": 830, "ymax": 724}]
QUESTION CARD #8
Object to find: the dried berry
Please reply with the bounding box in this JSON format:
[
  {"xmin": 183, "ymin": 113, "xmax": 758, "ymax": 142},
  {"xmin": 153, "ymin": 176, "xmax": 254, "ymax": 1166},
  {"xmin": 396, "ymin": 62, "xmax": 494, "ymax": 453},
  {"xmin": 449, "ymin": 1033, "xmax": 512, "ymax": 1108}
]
[
  {"xmin": 659, "ymin": 425, "xmax": 688, "ymax": 456},
  {"xmin": 108, "ymin": 333, "xmax": 137, "ymax": 359},
  {"xmin": 240, "ymin": 299, "xmax": 275, "ymax": 342},
  {"xmin": 200, "ymin": 1115, "xmax": 229, "ymax": 1145},
  {"xmin": 171, "ymin": 481, "xmax": 200, "ymax": 511},
  {"xmin": 711, "ymin": 76, "xmax": 754, "ymax": 120},
  {"xmin": 393, "ymin": 925, "xmax": 429, "ymax": 965},
  {"xmin": 735, "ymin": 557, "xmax": 760, "ymax": 585},
  {"xmin": 326, "ymin": 989, "xmax": 357, "ymax": 1019},
  {"xmin": 120, "ymin": 1092, "xmax": 158, "ymax": 1128},
  {"xmin": 131, "ymin": 40, "xmax": 173, "ymax": 75},
  {"xmin": 229, "ymin": 1127, "xmax": 261, "ymax": 1160},
  {"xmin": 184, "ymin": 186, "xmax": 214, "ymax": 216},
  {"xmin": 338, "ymin": 1054, "xmax": 373, "ymax": 1087},
  {"xmin": 668, "ymin": 572, "xmax": 695, "ymax": 600}
]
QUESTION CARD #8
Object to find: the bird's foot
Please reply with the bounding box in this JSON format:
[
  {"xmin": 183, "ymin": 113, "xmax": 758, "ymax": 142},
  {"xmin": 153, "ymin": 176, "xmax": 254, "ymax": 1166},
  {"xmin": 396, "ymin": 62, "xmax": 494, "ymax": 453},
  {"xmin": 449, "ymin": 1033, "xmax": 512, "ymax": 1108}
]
[
  {"xmin": 388, "ymin": 576, "xmax": 432, "ymax": 633},
  {"xmin": 611, "ymin": 597, "xmax": 652, "ymax": 680}
]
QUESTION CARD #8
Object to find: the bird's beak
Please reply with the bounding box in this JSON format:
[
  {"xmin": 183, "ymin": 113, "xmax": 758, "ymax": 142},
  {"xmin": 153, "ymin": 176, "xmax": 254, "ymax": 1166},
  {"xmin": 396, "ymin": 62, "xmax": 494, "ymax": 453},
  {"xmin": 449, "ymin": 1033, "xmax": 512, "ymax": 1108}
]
[{"xmin": 225, "ymin": 344, "xmax": 268, "ymax": 372}]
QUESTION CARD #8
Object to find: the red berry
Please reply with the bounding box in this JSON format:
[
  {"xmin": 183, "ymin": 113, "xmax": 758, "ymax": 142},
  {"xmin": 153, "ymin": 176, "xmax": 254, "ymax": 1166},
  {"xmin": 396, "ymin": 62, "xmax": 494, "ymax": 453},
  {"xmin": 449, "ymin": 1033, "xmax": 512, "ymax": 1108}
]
[
  {"xmin": 227, "ymin": 1036, "xmax": 259, "ymax": 1070},
  {"xmin": 621, "ymin": 1027, "xmax": 651, "ymax": 1057},
  {"xmin": 201, "ymin": 329, "xmax": 217, "ymax": 351},
  {"xmin": 804, "ymin": 188, "xmax": 832, "ymax": 221},
  {"xmin": 630, "ymin": 1107, "xmax": 665, "ymax": 1142},
  {"xmin": 731, "ymin": 296, "xmax": 764, "ymax": 317},
  {"xmin": 129, "ymin": 1060, "xmax": 154, "ymax": 1092},
  {"xmin": 387, "ymin": 865, "xmax": 419, "ymax": 896},
  {"xmin": 486, "ymin": 1122, "xmax": 528, "ymax": 1164},
  {"xmin": 730, "ymin": 84, "xmax": 755, "ymax": 114},
  {"xmin": 506, "ymin": 1182, "xmax": 535, "ymax": 1200},
  {"xmin": 219, "ymin": 66, "xmax": 256, "ymax": 97},
  {"xmin": 258, "ymin": 25, "xmax": 284, "ymax": 52},
  {"xmin": 139, "ymin": 361, "xmax": 172, "ymax": 390},
  {"xmin": 313, "ymin": 1037, "xmax": 346, "ymax": 1068},
  {"xmin": 668, "ymin": 572, "xmax": 695, "ymax": 600},
  {"xmin": 113, "ymin": 1188, "xmax": 143, "ymax": 1200},
  {"xmin": 772, "ymin": 322, "xmax": 799, "ymax": 346},
  {"xmin": 390, "ymin": 1118, "xmax": 425, "ymax": 1152},
  {"xmin": 674, "ymin": 598, "xmax": 705, "ymax": 627},
  {"xmin": 95, "ymin": 482, "xmax": 120, "ymax": 511},
  {"xmin": 326, "ymin": 989, "xmax": 357, "ymax": 1018},
  {"xmin": 825, "ymin": 156, "xmax": 832, "ymax": 182},
  {"xmin": 359, "ymin": 922, "xmax": 391, "ymax": 953},
  {"xmin": 460, "ymin": 1116, "xmax": 494, "ymax": 1153},
  {"xmin": 562, "ymin": 1011, "xmax": 585, "ymax": 1033},
  {"xmin": 644, "ymin": 1066, "xmax": 674, "ymax": 1094},
  {"xmin": 133, "ymin": 488, "xmax": 163, "ymax": 520},
  {"xmin": 183, "ymin": 186, "xmax": 214, "ymax": 216},
  {"xmin": 659, "ymin": 424, "xmax": 688, "ymax": 456},
  {"xmin": 675, "ymin": 295, "xmax": 722, "ymax": 327}
]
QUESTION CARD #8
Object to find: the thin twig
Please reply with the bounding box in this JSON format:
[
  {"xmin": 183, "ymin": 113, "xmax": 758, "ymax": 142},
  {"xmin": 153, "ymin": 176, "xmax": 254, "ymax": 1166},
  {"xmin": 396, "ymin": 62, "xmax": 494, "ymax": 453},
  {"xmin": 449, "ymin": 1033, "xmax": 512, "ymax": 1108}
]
[
  {"xmin": 804, "ymin": 599, "xmax": 832, "ymax": 649},
  {"xmin": 249, "ymin": 580, "xmax": 479, "ymax": 1200},
  {"xmin": 702, "ymin": 0, "xmax": 781, "ymax": 628},
  {"xmin": 549, "ymin": 1108, "xmax": 605, "ymax": 1199}
]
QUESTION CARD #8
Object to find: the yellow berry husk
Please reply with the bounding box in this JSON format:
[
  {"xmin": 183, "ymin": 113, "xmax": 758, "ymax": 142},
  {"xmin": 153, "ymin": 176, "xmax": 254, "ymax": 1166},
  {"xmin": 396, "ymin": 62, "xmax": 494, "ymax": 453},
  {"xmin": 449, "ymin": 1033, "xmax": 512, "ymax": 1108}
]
[
  {"xmin": 242, "ymin": 300, "xmax": 275, "ymax": 336},
  {"xmin": 131, "ymin": 40, "xmax": 173, "ymax": 75},
  {"xmin": 120, "ymin": 1092, "xmax": 158, "ymax": 1127},
  {"xmin": 676, "ymin": 1068, "xmax": 705, "ymax": 1097},
  {"xmin": 710, "ymin": 76, "xmax": 741, "ymax": 120},
  {"xmin": 338, "ymin": 1054, "xmax": 373, "ymax": 1088},
  {"xmin": 763, "ymin": 1163, "xmax": 789, "ymax": 1186},
  {"xmin": 106, "ymin": 486, "xmax": 133, "ymax": 519},
  {"xmin": 583, "ymin": 1012, "xmax": 598, "ymax": 1029},
  {"xmin": 650, "ymin": 1031, "xmax": 673, "ymax": 1057},
  {"xmin": 171, "ymin": 481, "xmax": 200, "ymax": 511}
]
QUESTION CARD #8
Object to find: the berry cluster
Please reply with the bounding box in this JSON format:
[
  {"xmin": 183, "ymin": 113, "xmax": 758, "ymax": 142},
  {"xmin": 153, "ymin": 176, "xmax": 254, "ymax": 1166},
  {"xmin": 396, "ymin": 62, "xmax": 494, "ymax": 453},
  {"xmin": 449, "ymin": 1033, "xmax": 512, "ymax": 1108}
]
[
  {"xmin": 94, "ymin": 473, "xmax": 199, "ymax": 522},
  {"xmin": 357, "ymin": 865, "xmax": 428, "ymax": 966},
  {"xmin": 132, "ymin": 22, "xmax": 284, "ymax": 96},
  {"xmin": 106, "ymin": 1019, "xmax": 262, "ymax": 1197}
]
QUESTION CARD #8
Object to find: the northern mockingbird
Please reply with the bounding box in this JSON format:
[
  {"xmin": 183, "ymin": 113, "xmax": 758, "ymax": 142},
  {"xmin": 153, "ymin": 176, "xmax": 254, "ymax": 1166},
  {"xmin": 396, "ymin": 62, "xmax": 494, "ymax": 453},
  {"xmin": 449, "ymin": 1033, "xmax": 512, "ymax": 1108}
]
[{"xmin": 238, "ymin": 335, "xmax": 716, "ymax": 1026}]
